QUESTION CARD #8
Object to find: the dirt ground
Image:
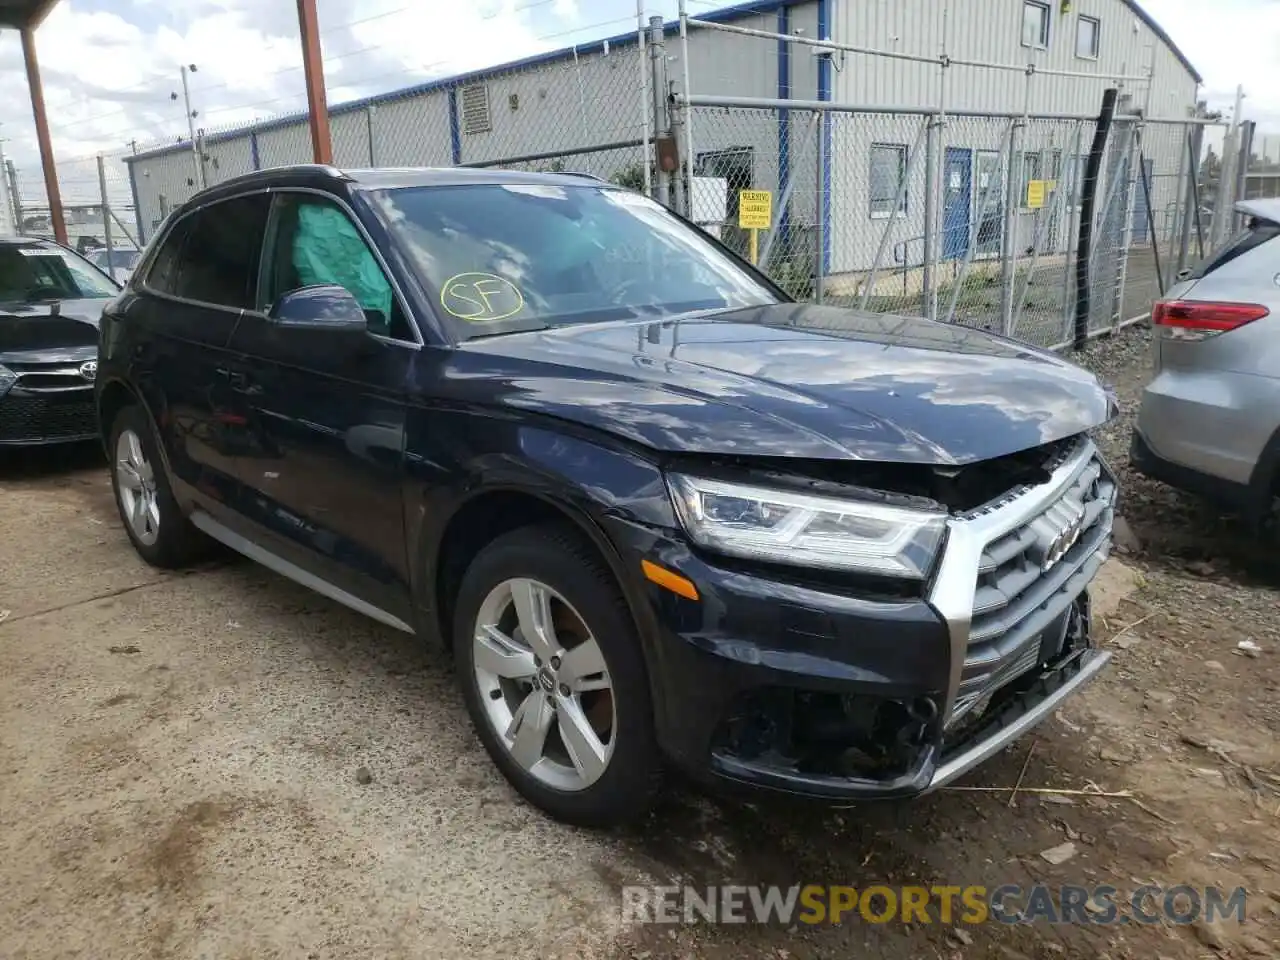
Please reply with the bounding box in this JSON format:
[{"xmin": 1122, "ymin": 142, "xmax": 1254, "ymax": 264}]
[{"xmin": 3, "ymin": 323, "xmax": 1279, "ymax": 959}]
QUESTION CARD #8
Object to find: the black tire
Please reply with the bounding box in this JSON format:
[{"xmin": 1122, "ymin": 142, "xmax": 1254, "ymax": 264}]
[
  {"xmin": 453, "ymin": 523, "xmax": 662, "ymax": 827},
  {"xmin": 108, "ymin": 404, "xmax": 209, "ymax": 569}
]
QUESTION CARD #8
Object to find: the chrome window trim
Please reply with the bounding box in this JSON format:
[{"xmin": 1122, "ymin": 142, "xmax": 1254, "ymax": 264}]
[{"xmin": 927, "ymin": 438, "xmax": 1102, "ymax": 725}]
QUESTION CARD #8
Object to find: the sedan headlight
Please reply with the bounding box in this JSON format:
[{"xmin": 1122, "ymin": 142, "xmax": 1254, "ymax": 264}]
[
  {"xmin": 0, "ymin": 364, "xmax": 15, "ymax": 398},
  {"xmin": 667, "ymin": 474, "xmax": 947, "ymax": 579}
]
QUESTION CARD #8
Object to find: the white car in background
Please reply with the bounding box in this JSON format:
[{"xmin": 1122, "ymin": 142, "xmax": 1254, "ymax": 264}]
[{"xmin": 87, "ymin": 248, "xmax": 142, "ymax": 284}]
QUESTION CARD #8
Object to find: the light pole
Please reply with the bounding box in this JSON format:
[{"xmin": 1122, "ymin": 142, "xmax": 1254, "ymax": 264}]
[{"xmin": 171, "ymin": 64, "xmax": 203, "ymax": 190}]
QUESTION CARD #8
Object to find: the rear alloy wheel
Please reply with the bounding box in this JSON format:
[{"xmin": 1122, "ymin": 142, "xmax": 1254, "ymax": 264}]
[
  {"xmin": 115, "ymin": 427, "xmax": 160, "ymax": 547},
  {"xmin": 454, "ymin": 525, "xmax": 661, "ymax": 827},
  {"xmin": 108, "ymin": 405, "xmax": 208, "ymax": 568}
]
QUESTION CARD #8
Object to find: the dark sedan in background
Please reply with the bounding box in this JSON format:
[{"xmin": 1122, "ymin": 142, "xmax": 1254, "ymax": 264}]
[{"xmin": 0, "ymin": 237, "xmax": 119, "ymax": 445}]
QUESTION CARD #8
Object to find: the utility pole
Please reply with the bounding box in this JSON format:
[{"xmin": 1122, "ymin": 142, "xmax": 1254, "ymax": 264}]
[{"xmin": 172, "ymin": 64, "xmax": 204, "ymax": 190}]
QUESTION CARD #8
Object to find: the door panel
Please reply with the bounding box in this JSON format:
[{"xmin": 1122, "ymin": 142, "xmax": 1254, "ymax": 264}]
[
  {"xmin": 130, "ymin": 196, "xmax": 269, "ymax": 517},
  {"xmin": 942, "ymin": 148, "xmax": 972, "ymax": 261},
  {"xmin": 224, "ymin": 192, "xmax": 414, "ymax": 621}
]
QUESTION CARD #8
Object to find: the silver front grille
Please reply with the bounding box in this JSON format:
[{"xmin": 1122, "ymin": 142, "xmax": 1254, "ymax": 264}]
[
  {"xmin": 8, "ymin": 361, "xmax": 94, "ymax": 393},
  {"xmin": 947, "ymin": 445, "xmax": 1115, "ymax": 723}
]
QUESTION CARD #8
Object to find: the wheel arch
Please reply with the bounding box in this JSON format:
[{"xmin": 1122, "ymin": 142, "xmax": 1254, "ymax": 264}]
[{"xmin": 426, "ymin": 485, "xmax": 659, "ymax": 656}]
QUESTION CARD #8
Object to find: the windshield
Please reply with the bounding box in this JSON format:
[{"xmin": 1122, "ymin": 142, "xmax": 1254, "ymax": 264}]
[
  {"xmin": 368, "ymin": 183, "xmax": 779, "ymax": 340},
  {"xmin": 0, "ymin": 243, "xmax": 119, "ymax": 302}
]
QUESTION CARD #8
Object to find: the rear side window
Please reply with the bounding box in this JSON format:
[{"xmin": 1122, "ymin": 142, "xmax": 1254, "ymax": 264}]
[
  {"xmin": 1189, "ymin": 217, "xmax": 1280, "ymax": 280},
  {"xmin": 148, "ymin": 194, "xmax": 270, "ymax": 309},
  {"xmin": 143, "ymin": 217, "xmax": 192, "ymax": 294}
]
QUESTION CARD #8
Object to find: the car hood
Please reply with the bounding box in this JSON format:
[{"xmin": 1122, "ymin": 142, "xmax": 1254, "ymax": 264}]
[
  {"xmin": 453, "ymin": 303, "xmax": 1113, "ymax": 465},
  {"xmin": 0, "ymin": 298, "xmax": 109, "ymax": 364}
]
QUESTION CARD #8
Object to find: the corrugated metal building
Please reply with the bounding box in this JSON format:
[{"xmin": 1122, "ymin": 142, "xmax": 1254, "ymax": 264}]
[{"xmin": 125, "ymin": 0, "xmax": 1200, "ymax": 276}]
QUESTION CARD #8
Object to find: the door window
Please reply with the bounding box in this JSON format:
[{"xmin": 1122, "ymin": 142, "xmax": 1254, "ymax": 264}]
[
  {"xmin": 262, "ymin": 194, "xmax": 411, "ymax": 341},
  {"xmin": 167, "ymin": 195, "xmax": 270, "ymax": 309}
]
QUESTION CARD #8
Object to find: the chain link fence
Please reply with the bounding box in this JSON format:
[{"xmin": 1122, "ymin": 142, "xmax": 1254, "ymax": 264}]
[{"xmin": 5, "ymin": 3, "xmax": 1243, "ymax": 356}]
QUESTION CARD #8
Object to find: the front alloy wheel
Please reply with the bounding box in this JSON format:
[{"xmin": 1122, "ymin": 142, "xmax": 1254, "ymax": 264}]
[
  {"xmin": 115, "ymin": 427, "xmax": 160, "ymax": 546},
  {"xmin": 454, "ymin": 524, "xmax": 662, "ymax": 827},
  {"xmin": 472, "ymin": 578, "xmax": 616, "ymax": 791}
]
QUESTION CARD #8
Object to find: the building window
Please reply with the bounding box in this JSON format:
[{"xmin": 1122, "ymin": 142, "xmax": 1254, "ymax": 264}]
[
  {"xmin": 1076, "ymin": 15, "xmax": 1100, "ymax": 59},
  {"xmin": 1022, "ymin": 1, "xmax": 1050, "ymax": 49},
  {"xmin": 460, "ymin": 83, "xmax": 492, "ymax": 135},
  {"xmin": 869, "ymin": 144, "xmax": 908, "ymax": 218}
]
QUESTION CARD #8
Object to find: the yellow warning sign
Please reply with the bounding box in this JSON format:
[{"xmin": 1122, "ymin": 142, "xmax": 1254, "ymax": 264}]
[
  {"xmin": 738, "ymin": 190, "xmax": 773, "ymax": 229},
  {"xmin": 1026, "ymin": 180, "xmax": 1049, "ymax": 209}
]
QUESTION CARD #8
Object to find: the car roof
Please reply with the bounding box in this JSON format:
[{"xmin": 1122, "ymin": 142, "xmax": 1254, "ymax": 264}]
[
  {"xmin": 0, "ymin": 235, "xmax": 53, "ymax": 247},
  {"xmin": 1236, "ymin": 198, "xmax": 1280, "ymax": 225},
  {"xmin": 189, "ymin": 163, "xmax": 615, "ymax": 208}
]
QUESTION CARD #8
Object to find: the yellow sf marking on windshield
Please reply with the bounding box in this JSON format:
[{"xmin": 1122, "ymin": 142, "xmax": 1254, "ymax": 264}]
[{"xmin": 440, "ymin": 272, "xmax": 525, "ymax": 322}]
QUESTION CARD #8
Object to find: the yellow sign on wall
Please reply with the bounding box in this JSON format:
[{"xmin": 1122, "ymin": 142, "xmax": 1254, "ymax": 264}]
[{"xmin": 739, "ymin": 190, "xmax": 773, "ymax": 229}]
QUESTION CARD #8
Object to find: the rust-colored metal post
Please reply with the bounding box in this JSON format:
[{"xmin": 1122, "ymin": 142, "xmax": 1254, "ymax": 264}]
[
  {"xmin": 296, "ymin": 0, "xmax": 333, "ymax": 165},
  {"xmin": 20, "ymin": 26, "xmax": 67, "ymax": 245}
]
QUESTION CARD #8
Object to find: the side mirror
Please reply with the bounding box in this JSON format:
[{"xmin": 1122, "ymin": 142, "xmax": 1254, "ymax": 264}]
[{"xmin": 269, "ymin": 284, "xmax": 368, "ymax": 334}]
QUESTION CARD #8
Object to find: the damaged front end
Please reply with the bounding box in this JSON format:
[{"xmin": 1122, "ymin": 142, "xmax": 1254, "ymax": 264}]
[{"xmin": 672, "ymin": 433, "xmax": 1117, "ymax": 800}]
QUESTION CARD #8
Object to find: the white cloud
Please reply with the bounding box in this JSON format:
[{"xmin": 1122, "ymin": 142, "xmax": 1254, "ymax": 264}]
[{"xmin": 1140, "ymin": 0, "xmax": 1280, "ymax": 130}]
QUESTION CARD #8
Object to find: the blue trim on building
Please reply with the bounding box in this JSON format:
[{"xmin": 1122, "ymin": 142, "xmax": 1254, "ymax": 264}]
[
  {"xmin": 126, "ymin": 155, "xmax": 146, "ymax": 244},
  {"xmin": 776, "ymin": 4, "xmax": 790, "ymax": 252},
  {"xmin": 817, "ymin": 0, "xmax": 831, "ymax": 276},
  {"xmin": 125, "ymin": 0, "xmax": 816, "ymax": 166},
  {"xmin": 250, "ymin": 131, "xmax": 261, "ymax": 170},
  {"xmin": 447, "ymin": 87, "xmax": 462, "ymax": 165}
]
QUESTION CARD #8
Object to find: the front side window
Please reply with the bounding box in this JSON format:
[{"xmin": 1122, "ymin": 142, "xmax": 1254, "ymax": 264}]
[
  {"xmin": 1076, "ymin": 15, "xmax": 1100, "ymax": 59},
  {"xmin": 368, "ymin": 183, "xmax": 778, "ymax": 341},
  {"xmin": 166, "ymin": 195, "xmax": 270, "ymax": 308},
  {"xmin": 260, "ymin": 193, "xmax": 412, "ymax": 341},
  {"xmin": 0, "ymin": 242, "xmax": 119, "ymax": 302},
  {"xmin": 1022, "ymin": 0, "xmax": 1050, "ymax": 48},
  {"xmin": 869, "ymin": 144, "xmax": 908, "ymax": 218}
]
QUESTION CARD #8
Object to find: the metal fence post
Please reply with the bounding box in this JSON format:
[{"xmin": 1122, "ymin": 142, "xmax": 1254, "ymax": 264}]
[
  {"xmin": 1176, "ymin": 122, "xmax": 1203, "ymax": 275},
  {"xmin": 1112, "ymin": 117, "xmax": 1141, "ymax": 330},
  {"xmin": 1074, "ymin": 88, "xmax": 1119, "ymax": 350},
  {"xmin": 999, "ymin": 109, "xmax": 1024, "ymax": 336},
  {"xmin": 922, "ymin": 114, "xmax": 939, "ymax": 321},
  {"xmin": 6, "ymin": 160, "xmax": 24, "ymax": 235},
  {"xmin": 637, "ymin": 0, "xmax": 651, "ymax": 197},
  {"xmin": 366, "ymin": 104, "xmax": 377, "ymax": 166},
  {"xmin": 1059, "ymin": 121, "xmax": 1085, "ymax": 342},
  {"xmin": 678, "ymin": 0, "xmax": 695, "ymax": 218},
  {"xmin": 1234, "ymin": 119, "xmax": 1255, "ymax": 228},
  {"xmin": 648, "ymin": 15, "xmax": 671, "ymax": 208},
  {"xmin": 814, "ymin": 111, "xmax": 826, "ymax": 303},
  {"xmin": 1168, "ymin": 120, "xmax": 1188, "ymax": 252},
  {"xmin": 96, "ymin": 153, "xmax": 114, "ymax": 271}
]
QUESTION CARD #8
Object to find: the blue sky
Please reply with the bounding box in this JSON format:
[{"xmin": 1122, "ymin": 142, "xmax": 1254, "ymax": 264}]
[{"xmin": 0, "ymin": 0, "xmax": 1275, "ymax": 202}]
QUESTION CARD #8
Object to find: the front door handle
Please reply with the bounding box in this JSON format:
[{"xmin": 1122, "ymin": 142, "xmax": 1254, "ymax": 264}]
[{"xmin": 215, "ymin": 366, "xmax": 250, "ymax": 390}]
